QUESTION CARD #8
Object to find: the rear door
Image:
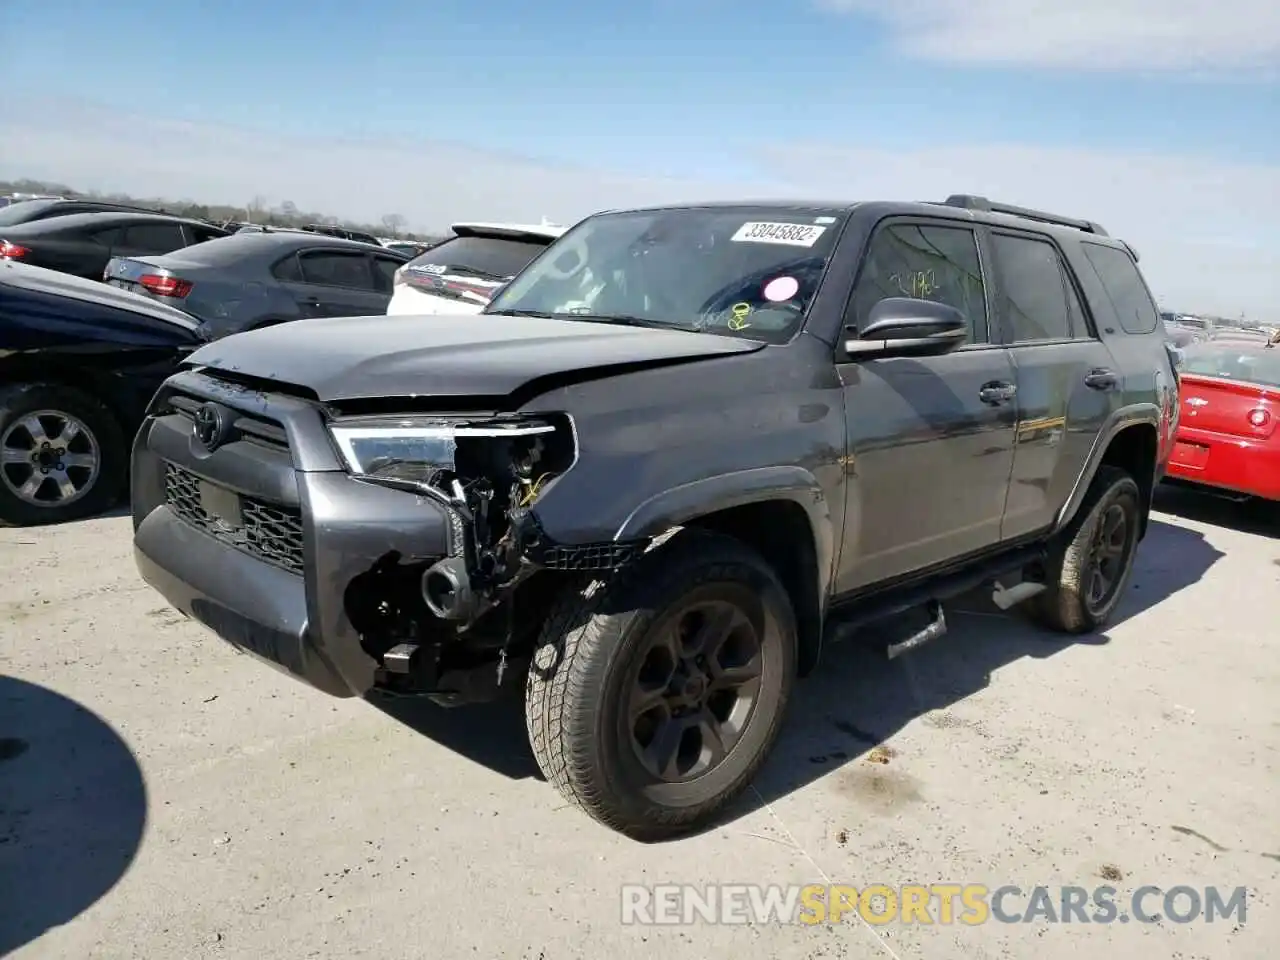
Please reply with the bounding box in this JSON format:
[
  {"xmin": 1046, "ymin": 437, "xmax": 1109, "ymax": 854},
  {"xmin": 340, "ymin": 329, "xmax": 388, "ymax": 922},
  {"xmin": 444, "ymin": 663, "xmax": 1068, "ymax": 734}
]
[
  {"xmin": 989, "ymin": 230, "xmax": 1119, "ymax": 539},
  {"xmin": 278, "ymin": 248, "xmax": 387, "ymax": 317}
]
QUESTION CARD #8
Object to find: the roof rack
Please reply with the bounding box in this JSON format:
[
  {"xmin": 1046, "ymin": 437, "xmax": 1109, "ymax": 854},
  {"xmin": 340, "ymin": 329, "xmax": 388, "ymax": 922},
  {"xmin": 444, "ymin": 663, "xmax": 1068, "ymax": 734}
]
[{"xmin": 942, "ymin": 194, "xmax": 1108, "ymax": 237}]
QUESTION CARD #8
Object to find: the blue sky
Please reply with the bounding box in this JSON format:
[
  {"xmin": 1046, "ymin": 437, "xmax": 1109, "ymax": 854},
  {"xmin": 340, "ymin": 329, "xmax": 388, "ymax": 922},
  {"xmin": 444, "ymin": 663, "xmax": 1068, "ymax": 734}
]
[{"xmin": 1, "ymin": 0, "xmax": 1278, "ymax": 316}]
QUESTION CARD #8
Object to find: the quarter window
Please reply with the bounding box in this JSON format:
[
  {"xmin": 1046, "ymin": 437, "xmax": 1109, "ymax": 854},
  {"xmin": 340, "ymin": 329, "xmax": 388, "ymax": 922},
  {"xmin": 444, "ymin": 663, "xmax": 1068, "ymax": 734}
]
[
  {"xmin": 1081, "ymin": 243, "xmax": 1159, "ymax": 335},
  {"xmin": 271, "ymin": 253, "xmax": 303, "ymax": 282},
  {"xmin": 990, "ymin": 234, "xmax": 1076, "ymax": 342},
  {"xmin": 372, "ymin": 256, "xmax": 402, "ymax": 293},
  {"xmin": 850, "ymin": 223, "xmax": 988, "ymax": 343}
]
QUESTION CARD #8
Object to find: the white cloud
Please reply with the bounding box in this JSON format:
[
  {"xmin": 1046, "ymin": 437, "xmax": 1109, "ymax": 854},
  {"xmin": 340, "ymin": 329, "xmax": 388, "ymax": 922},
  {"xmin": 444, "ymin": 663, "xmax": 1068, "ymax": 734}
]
[
  {"xmin": 816, "ymin": 0, "xmax": 1280, "ymax": 71},
  {"xmin": 0, "ymin": 98, "xmax": 779, "ymax": 232},
  {"xmin": 2, "ymin": 98, "xmax": 1277, "ymax": 319}
]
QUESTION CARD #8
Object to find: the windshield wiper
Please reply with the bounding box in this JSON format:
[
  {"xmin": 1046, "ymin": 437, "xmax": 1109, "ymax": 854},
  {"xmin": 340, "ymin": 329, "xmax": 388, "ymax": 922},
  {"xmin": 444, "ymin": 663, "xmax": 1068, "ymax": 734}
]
[
  {"xmin": 561, "ymin": 313, "xmax": 700, "ymax": 332},
  {"xmin": 431, "ymin": 265, "xmax": 508, "ymax": 282},
  {"xmin": 487, "ymin": 308, "xmax": 559, "ymax": 319}
]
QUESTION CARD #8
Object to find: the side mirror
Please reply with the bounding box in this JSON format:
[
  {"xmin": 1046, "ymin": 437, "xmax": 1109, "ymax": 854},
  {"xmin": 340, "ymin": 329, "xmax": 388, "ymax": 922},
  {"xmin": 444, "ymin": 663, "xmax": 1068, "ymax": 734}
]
[{"xmin": 844, "ymin": 298, "xmax": 969, "ymax": 359}]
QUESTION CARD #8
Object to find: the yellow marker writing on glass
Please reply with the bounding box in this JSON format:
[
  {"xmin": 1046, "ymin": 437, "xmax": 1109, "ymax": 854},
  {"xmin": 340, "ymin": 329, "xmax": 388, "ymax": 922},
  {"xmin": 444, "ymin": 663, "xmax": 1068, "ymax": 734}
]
[{"xmin": 729, "ymin": 302, "xmax": 752, "ymax": 330}]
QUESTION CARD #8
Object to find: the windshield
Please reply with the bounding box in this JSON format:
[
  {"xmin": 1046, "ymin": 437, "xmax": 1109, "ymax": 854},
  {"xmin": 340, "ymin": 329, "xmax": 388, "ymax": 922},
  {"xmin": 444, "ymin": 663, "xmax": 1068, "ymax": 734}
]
[
  {"xmin": 0, "ymin": 199, "xmax": 59, "ymax": 226},
  {"xmin": 1181, "ymin": 344, "xmax": 1280, "ymax": 388},
  {"xmin": 485, "ymin": 206, "xmax": 844, "ymax": 341}
]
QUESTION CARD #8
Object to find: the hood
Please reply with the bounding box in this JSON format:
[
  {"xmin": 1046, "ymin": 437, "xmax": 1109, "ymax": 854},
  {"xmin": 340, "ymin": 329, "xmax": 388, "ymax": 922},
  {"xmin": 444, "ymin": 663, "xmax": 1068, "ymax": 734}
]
[
  {"xmin": 0, "ymin": 260, "xmax": 205, "ymax": 335},
  {"xmin": 186, "ymin": 312, "xmax": 764, "ymax": 401}
]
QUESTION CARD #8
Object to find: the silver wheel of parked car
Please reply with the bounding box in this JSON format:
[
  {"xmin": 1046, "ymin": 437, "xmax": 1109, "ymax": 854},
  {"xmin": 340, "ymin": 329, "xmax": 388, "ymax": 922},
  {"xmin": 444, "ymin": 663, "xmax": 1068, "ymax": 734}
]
[
  {"xmin": 0, "ymin": 385, "xmax": 126, "ymax": 527},
  {"xmin": 1, "ymin": 409, "xmax": 101, "ymax": 508}
]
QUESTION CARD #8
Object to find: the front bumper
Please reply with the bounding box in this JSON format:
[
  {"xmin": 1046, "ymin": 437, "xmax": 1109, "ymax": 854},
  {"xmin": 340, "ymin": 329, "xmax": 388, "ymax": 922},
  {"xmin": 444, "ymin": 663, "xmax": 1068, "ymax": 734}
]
[{"xmin": 131, "ymin": 370, "xmax": 453, "ymax": 698}]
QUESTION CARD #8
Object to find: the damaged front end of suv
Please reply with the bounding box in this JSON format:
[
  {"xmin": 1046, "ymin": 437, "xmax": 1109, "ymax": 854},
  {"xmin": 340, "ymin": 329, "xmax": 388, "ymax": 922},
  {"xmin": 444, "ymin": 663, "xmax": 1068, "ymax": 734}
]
[{"xmin": 333, "ymin": 409, "xmax": 644, "ymax": 703}]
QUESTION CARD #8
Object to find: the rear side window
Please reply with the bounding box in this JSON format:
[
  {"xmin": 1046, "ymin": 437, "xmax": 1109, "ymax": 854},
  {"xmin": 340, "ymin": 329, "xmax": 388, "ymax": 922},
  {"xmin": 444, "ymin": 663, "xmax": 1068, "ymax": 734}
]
[
  {"xmin": 1081, "ymin": 243, "xmax": 1159, "ymax": 334},
  {"xmin": 89, "ymin": 226, "xmax": 124, "ymax": 247},
  {"xmin": 298, "ymin": 250, "xmax": 374, "ymax": 289},
  {"xmin": 122, "ymin": 222, "xmax": 185, "ymax": 253},
  {"xmin": 406, "ymin": 235, "xmax": 550, "ymax": 281},
  {"xmin": 990, "ymin": 234, "xmax": 1078, "ymax": 342}
]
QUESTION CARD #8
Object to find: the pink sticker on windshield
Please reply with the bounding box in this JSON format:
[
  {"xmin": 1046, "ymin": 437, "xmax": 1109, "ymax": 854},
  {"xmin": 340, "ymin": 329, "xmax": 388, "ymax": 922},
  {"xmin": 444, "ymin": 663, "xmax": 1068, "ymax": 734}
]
[{"xmin": 763, "ymin": 276, "xmax": 799, "ymax": 302}]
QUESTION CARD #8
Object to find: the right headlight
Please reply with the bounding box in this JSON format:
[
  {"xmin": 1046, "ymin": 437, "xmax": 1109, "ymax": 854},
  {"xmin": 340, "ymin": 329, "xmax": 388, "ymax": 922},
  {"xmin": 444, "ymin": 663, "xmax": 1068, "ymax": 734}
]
[{"xmin": 328, "ymin": 416, "xmax": 558, "ymax": 482}]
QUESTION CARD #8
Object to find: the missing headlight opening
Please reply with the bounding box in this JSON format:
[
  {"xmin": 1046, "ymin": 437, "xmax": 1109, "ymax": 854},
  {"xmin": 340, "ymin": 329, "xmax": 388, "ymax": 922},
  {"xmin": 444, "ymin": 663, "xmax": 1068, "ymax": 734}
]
[
  {"xmin": 419, "ymin": 416, "xmax": 575, "ymax": 621},
  {"xmin": 340, "ymin": 414, "xmax": 596, "ymax": 700}
]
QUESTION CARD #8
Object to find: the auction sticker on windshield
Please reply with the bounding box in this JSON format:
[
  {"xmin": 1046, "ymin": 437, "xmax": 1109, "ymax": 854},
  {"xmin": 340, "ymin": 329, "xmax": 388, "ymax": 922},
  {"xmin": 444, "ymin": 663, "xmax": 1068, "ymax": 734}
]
[{"xmin": 731, "ymin": 222, "xmax": 827, "ymax": 247}]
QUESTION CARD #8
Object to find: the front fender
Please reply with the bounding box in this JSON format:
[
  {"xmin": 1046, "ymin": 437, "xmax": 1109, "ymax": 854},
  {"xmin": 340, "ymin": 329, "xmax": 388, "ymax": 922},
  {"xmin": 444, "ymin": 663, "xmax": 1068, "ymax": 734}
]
[{"xmin": 613, "ymin": 465, "xmax": 836, "ymax": 605}]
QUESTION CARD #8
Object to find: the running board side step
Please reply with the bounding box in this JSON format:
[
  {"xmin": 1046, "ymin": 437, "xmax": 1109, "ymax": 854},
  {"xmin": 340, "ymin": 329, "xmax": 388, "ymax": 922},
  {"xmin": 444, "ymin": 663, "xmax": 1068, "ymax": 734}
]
[{"xmin": 886, "ymin": 600, "xmax": 946, "ymax": 660}]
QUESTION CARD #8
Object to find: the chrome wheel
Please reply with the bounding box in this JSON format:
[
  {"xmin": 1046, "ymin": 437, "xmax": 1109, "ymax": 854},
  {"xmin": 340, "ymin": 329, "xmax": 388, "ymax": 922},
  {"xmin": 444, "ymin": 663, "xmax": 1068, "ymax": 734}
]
[
  {"xmin": 0, "ymin": 410, "xmax": 101, "ymax": 508},
  {"xmin": 628, "ymin": 598, "xmax": 764, "ymax": 783}
]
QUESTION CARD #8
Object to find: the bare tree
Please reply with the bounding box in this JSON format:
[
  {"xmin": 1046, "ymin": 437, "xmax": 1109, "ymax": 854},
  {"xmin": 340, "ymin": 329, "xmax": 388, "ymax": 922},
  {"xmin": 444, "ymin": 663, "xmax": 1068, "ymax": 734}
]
[
  {"xmin": 381, "ymin": 213, "xmax": 406, "ymax": 238},
  {"xmin": 247, "ymin": 194, "xmax": 268, "ymax": 222}
]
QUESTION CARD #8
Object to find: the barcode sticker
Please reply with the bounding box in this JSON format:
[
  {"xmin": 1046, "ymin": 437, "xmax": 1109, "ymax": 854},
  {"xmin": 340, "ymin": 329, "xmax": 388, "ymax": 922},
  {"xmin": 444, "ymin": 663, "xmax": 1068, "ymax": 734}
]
[{"xmin": 730, "ymin": 221, "xmax": 827, "ymax": 247}]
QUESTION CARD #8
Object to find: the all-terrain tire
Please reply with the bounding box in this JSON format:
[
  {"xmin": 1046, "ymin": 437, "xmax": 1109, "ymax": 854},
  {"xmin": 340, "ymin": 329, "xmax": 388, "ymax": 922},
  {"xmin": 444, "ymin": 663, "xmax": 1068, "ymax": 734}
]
[
  {"xmin": 1029, "ymin": 465, "xmax": 1142, "ymax": 633},
  {"xmin": 0, "ymin": 383, "xmax": 126, "ymax": 527},
  {"xmin": 525, "ymin": 529, "xmax": 797, "ymax": 841}
]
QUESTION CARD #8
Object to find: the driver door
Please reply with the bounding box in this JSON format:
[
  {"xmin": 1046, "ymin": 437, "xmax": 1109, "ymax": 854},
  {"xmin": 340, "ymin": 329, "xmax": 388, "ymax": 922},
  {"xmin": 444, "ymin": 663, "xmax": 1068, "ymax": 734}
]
[{"xmin": 834, "ymin": 218, "xmax": 1018, "ymax": 594}]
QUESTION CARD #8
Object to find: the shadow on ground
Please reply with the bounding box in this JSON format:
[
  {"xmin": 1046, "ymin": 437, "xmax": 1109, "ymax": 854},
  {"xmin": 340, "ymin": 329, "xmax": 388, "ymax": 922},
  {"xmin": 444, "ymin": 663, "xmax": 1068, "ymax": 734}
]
[
  {"xmin": 0, "ymin": 677, "xmax": 147, "ymax": 955},
  {"xmin": 364, "ymin": 517, "xmax": 1225, "ymax": 838},
  {"xmin": 1153, "ymin": 483, "xmax": 1278, "ymax": 538}
]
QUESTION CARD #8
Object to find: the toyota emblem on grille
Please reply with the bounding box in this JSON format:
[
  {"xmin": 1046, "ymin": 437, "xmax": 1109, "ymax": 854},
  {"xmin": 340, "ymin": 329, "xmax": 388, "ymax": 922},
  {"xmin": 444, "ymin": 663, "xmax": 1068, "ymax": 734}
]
[{"xmin": 193, "ymin": 402, "xmax": 231, "ymax": 451}]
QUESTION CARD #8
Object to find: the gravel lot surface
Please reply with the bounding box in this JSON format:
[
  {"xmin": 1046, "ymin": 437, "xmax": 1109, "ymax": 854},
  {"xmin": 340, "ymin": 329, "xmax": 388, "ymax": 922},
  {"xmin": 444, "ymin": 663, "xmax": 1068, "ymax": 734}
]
[{"xmin": 2, "ymin": 489, "xmax": 1277, "ymax": 959}]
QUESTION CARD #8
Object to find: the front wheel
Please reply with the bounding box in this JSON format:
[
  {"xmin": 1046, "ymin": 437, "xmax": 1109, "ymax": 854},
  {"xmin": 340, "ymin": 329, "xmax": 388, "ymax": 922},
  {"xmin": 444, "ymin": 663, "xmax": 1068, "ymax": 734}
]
[
  {"xmin": 525, "ymin": 530, "xmax": 797, "ymax": 841},
  {"xmin": 1029, "ymin": 465, "xmax": 1142, "ymax": 633}
]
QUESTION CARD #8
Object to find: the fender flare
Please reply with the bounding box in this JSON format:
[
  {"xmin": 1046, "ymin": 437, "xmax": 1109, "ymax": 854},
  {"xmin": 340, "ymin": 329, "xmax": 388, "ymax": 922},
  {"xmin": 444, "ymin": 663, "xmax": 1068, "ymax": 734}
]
[
  {"xmin": 613, "ymin": 465, "xmax": 836, "ymax": 610},
  {"xmin": 1053, "ymin": 402, "xmax": 1161, "ymax": 534}
]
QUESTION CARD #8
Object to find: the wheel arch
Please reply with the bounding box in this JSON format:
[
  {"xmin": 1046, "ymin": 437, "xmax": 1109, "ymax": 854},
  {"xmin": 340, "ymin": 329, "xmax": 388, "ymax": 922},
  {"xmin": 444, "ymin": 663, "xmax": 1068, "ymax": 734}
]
[
  {"xmin": 1055, "ymin": 405, "xmax": 1161, "ymax": 540},
  {"xmin": 613, "ymin": 467, "xmax": 834, "ymax": 676},
  {"xmin": 0, "ymin": 355, "xmax": 132, "ymax": 436}
]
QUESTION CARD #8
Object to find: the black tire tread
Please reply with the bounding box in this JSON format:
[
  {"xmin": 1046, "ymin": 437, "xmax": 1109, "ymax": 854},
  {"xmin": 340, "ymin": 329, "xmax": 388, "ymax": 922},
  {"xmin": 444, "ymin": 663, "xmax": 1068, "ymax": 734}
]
[
  {"xmin": 1030, "ymin": 465, "xmax": 1140, "ymax": 634},
  {"xmin": 525, "ymin": 528, "xmax": 795, "ymax": 840}
]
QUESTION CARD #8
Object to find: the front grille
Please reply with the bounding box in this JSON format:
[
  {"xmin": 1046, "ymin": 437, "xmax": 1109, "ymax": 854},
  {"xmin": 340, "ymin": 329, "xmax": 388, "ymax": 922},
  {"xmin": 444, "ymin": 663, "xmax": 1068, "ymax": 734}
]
[
  {"xmin": 540, "ymin": 542, "xmax": 645, "ymax": 571},
  {"xmin": 165, "ymin": 392, "xmax": 290, "ymax": 452},
  {"xmin": 164, "ymin": 464, "xmax": 305, "ymax": 574}
]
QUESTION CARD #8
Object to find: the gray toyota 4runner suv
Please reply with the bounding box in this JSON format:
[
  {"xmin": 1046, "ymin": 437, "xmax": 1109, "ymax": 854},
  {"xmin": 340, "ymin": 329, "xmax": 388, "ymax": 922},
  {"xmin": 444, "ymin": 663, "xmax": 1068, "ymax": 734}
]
[{"xmin": 132, "ymin": 194, "xmax": 1179, "ymax": 840}]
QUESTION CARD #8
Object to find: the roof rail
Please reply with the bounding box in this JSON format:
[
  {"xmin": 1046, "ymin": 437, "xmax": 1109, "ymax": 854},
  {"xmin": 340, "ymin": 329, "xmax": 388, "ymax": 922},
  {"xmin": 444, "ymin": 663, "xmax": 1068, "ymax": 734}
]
[{"xmin": 942, "ymin": 194, "xmax": 1109, "ymax": 237}]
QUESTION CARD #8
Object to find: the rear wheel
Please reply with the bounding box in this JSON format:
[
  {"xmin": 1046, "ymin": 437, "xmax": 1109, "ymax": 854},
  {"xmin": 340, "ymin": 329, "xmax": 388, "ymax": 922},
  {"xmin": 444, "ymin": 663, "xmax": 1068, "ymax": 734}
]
[
  {"xmin": 525, "ymin": 530, "xmax": 796, "ymax": 841},
  {"xmin": 1029, "ymin": 465, "xmax": 1142, "ymax": 633},
  {"xmin": 0, "ymin": 384, "xmax": 126, "ymax": 526}
]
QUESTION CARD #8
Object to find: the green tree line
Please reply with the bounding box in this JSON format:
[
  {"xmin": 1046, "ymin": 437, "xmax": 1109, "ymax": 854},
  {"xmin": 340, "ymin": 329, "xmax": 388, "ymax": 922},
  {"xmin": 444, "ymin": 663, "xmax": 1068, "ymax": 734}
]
[{"xmin": 1, "ymin": 177, "xmax": 444, "ymax": 243}]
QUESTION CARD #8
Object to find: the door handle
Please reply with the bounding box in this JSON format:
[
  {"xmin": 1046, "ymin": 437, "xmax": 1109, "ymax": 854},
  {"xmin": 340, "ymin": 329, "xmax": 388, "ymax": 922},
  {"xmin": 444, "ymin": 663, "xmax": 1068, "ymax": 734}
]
[
  {"xmin": 1084, "ymin": 368, "xmax": 1119, "ymax": 391},
  {"xmin": 979, "ymin": 381, "xmax": 1017, "ymax": 405}
]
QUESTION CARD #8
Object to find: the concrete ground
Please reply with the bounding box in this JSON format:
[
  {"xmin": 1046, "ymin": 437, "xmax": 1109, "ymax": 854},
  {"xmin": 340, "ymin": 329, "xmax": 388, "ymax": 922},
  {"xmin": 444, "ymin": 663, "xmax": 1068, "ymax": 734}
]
[{"xmin": 1, "ymin": 488, "xmax": 1277, "ymax": 960}]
